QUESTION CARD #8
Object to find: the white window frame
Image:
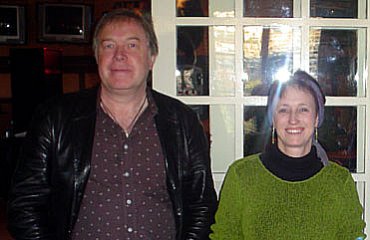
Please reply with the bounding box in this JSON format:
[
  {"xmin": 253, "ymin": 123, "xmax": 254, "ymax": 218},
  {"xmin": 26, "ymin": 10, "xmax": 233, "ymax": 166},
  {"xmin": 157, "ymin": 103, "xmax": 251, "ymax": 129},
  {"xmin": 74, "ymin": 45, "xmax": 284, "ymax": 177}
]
[{"xmin": 152, "ymin": 0, "xmax": 370, "ymax": 235}]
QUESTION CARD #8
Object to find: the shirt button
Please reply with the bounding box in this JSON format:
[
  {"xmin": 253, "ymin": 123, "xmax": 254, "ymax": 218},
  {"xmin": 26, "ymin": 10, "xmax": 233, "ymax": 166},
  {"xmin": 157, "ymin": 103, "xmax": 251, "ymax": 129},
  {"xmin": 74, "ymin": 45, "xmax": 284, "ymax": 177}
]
[
  {"xmin": 123, "ymin": 144, "xmax": 128, "ymax": 150},
  {"xmin": 126, "ymin": 199, "xmax": 132, "ymax": 205},
  {"xmin": 127, "ymin": 227, "xmax": 133, "ymax": 232}
]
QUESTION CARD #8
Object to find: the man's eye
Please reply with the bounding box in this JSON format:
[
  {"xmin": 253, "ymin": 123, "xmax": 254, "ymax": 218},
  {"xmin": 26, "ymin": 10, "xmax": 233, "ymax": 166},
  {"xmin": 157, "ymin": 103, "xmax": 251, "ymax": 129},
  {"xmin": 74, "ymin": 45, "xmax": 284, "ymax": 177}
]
[
  {"xmin": 128, "ymin": 43, "xmax": 137, "ymax": 48},
  {"xmin": 103, "ymin": 43, "xmax": 115, "ymax": 49}
]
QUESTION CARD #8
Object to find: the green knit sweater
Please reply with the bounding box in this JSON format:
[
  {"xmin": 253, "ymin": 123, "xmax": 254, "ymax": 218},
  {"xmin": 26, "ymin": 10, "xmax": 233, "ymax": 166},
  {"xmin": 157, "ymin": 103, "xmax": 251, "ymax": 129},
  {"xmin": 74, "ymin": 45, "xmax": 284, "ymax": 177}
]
[{"xmin": 210, "ymin": 154, "xmax": 366, "ymax": 240}]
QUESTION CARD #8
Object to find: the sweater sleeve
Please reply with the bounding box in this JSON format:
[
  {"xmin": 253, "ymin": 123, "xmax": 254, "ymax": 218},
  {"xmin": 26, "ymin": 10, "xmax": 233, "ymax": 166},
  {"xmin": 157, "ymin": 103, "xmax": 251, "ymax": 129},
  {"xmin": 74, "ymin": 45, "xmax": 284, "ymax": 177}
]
[
  {"xmin": 210, "ymin": 164, "xmax": 244, "ymax": 240},
  {"xmin": 336, "ymin": 172, "xmax": 366, "ymax": 239}
]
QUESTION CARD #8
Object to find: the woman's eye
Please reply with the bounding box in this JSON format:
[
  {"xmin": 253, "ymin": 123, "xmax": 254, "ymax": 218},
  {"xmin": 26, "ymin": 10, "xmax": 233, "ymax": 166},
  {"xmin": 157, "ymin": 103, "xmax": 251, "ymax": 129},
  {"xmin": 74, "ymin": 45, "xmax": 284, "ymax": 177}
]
[
  {"xmin": 277, "ymin": 108, "xmax": 288, "ymax": 114},
  {"xmin": 298, "ymin": 107, "xmax": 309, "ymax": 113}
]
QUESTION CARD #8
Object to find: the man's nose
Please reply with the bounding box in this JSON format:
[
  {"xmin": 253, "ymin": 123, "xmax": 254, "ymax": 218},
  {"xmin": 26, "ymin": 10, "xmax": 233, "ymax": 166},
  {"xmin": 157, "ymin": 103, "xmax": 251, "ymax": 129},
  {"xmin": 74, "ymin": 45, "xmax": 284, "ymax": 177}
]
[{"xmin": 114, "ymin": 47, "xmax": 127, "ymax": 61}]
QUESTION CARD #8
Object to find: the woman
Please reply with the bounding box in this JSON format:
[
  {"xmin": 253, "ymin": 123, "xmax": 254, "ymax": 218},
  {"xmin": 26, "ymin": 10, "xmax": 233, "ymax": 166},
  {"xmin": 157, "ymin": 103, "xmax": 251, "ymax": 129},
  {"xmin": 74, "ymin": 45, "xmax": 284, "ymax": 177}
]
[{"xmin": 210, "ymin": 70, "xmax": 366, "ymax": 239}]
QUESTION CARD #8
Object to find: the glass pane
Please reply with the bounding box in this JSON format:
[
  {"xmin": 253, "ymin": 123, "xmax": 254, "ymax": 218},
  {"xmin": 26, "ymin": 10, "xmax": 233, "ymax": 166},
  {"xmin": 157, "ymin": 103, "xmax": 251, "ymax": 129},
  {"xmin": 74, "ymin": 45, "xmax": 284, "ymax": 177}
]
[
  {"xmin": 310, "ymin": 0, "xmax": 358, "ymax": 18},
  {"xmin": 210, "ymin": 0, "xmax": 234, "ymax": 17},
  {"xmin": 319, "ymin": 107, "xmax": 358, "ymax": 172},
  {"xmin": 211, "ymin": 26, "xmax": 235, "ymax": 96},
  {"xmin": 243, "ymin": 106, "xmax": 360, "ymax": 173},
  {"xmin": 176, "ymin": 0, "xmax": 208, "ymax": 17},
  {"xmin": 309, "ymin": 29, "xmax": 359, "ymax": 96},
  {"xmin": 177, "ymin": 26, "xmax": 209, "ymax": 96},
  {"xmin": 244, "ymin": 0, "xmax": 293, "ymax": 17},
  {"xmin": 211, "ymin": 104, "xmax": 235, "ymax": 172},
  {"xmin": 244, "ymin": 106, "xmax": 269, "ymax": 156},
  {"xmin": 243, "ymin": 26, "xmax": 301, "ymax": 96}
]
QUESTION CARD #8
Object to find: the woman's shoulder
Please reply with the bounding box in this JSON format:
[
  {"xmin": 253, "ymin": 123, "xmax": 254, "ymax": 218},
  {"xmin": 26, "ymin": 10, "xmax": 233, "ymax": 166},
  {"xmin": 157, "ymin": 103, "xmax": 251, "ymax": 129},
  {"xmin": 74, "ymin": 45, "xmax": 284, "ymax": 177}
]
[
  {"xmin": 323, "ymin": 160, "xmax": 353, "ymax": 182},
  {"xmin": 228, "ymin": 153, "xmax": 263, "ymax": 172}
]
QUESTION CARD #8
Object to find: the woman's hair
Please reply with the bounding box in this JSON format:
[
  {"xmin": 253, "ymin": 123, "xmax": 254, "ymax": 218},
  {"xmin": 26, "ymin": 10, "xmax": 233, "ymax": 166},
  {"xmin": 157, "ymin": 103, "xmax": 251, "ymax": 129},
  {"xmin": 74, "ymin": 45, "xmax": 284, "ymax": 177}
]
[
  {"xmin": 266, "ymin": 70, "xmax": 326, "ymax": 127},
  {"xmin": 92, "ymin": 9, "xmax": 159, "ymax": 58}
]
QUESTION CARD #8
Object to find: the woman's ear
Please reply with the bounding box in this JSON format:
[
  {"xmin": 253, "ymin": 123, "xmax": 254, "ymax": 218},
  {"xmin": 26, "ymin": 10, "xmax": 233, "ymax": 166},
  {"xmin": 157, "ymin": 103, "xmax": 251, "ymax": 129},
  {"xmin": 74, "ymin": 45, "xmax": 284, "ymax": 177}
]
[{"xmin": 315, "ymin": 114, "xmax": 319, "ymax": 128}]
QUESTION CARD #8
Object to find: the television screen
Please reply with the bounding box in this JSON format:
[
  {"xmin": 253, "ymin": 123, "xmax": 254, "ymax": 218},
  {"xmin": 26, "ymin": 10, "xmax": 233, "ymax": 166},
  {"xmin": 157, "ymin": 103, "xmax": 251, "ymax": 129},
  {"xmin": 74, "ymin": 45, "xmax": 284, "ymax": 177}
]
[
  {"xmin": 38, "ymin": 4, "xmax": 92, "ymax": 43},
  {"xmin": 0, "ymin": 5, "xmax": 25, "ymax": 44}
]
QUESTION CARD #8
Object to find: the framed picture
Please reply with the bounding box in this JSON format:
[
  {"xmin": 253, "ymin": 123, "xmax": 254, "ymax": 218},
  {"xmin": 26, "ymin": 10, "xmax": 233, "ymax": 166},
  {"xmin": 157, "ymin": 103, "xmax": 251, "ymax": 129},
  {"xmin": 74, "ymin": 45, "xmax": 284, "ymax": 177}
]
[
  {"xmin": 0, "ymin": 5, "xmax": 26, "ymax": 44},
  {"xmin": 38, "ymin": 3, "xmax": 92, "ymax": 43}
]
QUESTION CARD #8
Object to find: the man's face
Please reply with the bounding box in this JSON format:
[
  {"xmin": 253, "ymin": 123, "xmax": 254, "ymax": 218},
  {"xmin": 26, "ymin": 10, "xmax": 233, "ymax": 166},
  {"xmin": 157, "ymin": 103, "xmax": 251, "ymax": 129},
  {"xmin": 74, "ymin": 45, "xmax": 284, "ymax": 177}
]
[{"xmin": 96, "ymin": 19, "xmax": 156, "ymax": 95}]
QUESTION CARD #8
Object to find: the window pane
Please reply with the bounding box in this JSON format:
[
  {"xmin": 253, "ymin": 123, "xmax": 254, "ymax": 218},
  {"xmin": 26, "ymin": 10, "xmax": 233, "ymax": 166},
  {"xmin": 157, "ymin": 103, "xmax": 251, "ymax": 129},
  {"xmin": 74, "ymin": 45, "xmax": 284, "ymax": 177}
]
[
  {"xmin": 176, "ymin": 0, "xmax": 208, "ymax": 17},
  {"xmin": 210, "ymin": 0, "xmax": 234, "ymax": 17},
  {"xmin": 244, "ymin": 0, "xmax": 293, "ymax": 17},
  {"xmin": 177, "ymin": 26, "xmax": 209, "ymax": 96},
  {"xmin": 319, "ymin": 107, "xmax": 358, "ymax": 172},
  {"xmin": 244, "ymin": 106, "xmax": 269, "ymax": 156},
  {"xmin": 309, "ymin": 29, "xmax": 360, "ymax": 96},
  {"xmin": 310, "ymin": 0, "xmax": 358, "ymax": 18},
  {"xmin": 211, "ymin": 104, "xmax": 235, "ymax": 172},
  {"xmin": 211, "ymin": 26, "xmax": 235, "ymax": 96},
  {"xmin": 243, "ymin": 26, "xmax": 301, "ymax": 96}
]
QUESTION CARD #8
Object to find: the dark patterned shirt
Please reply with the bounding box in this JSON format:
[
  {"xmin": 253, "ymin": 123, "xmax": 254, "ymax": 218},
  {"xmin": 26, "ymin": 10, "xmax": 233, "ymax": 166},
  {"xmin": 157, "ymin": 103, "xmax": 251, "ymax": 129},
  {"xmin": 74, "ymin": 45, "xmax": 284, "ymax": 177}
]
[{"xmin": 72, "ymin": 93, "xmax": 176, "ymax": 240}]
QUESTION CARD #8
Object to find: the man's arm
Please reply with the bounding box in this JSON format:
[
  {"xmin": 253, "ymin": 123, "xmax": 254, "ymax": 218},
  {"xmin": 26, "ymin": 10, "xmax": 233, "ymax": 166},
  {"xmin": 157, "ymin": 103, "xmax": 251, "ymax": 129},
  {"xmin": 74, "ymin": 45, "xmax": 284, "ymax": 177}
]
[
  {"xmin": 182, "ymin": 113, "xmax": 218, "ymax": 240},
  {"xmin": 7, "ymin": 107, "xmax": 55, "ymax": 240}
]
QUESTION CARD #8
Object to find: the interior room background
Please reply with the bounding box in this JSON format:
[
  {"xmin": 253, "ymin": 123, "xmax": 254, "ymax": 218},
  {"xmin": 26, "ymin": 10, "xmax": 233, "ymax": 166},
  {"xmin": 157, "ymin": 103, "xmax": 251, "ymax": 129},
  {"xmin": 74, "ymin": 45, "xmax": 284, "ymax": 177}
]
[{"xmin": 0, "ymin": 0, "xmax": 369, "ymax": 237}]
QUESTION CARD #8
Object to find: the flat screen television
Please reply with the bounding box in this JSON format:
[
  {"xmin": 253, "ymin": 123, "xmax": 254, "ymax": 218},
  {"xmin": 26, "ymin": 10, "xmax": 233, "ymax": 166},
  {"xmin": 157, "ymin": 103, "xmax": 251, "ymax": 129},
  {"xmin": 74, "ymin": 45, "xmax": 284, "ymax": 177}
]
[
  {"xmin": 38, "ymin": 3, "xmax": 92, "ymax": 43},
  {"xmin": 0, "ymin": 5, "xmax": 26, "ymax": 44}
]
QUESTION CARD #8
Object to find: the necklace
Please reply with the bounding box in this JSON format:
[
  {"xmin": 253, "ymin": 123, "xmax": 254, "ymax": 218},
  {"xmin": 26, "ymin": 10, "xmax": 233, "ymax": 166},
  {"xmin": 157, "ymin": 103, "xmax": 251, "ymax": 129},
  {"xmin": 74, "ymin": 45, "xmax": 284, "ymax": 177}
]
[{"xmin": 100, "ymin": 95, "xmax": 147, "ymax": 137}]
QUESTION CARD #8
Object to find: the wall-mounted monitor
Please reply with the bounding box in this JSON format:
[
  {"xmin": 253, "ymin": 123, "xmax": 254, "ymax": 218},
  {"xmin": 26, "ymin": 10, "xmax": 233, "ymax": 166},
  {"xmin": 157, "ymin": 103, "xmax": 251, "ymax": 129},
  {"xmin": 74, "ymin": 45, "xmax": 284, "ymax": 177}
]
[
  {"xmin": 38, "ymin": 3, "xmax": 92, "ymax": 43},
  {"xmin": 0, "ymin": 5, "xmax": 26, "ymax": 44}
]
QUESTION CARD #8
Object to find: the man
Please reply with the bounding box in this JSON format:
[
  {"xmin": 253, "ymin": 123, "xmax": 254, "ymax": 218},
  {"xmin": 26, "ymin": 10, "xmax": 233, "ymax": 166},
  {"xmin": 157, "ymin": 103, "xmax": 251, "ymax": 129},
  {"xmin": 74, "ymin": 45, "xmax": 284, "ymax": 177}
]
[{"xmin": 7, "ymin": 9, "xmax": 217, "ymax": 240}]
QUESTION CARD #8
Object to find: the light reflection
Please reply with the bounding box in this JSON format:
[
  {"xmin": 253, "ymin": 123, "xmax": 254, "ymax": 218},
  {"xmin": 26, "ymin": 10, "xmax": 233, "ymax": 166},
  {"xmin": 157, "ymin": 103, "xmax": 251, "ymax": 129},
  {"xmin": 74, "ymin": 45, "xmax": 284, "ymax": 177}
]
[
  {"xmin": 274, "ymin": 68, "xmax": 290, "ymax": 82},
  {"xmin": 213, "ymin": 11, "xmax": 235, "ymax": 17}
]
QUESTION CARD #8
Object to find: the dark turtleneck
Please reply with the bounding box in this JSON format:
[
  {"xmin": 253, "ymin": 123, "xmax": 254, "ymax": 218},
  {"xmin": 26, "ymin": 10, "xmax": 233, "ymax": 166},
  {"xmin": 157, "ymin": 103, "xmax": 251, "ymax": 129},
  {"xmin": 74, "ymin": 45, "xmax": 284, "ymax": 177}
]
[{"xmin": 260, "ymin": 144, "xmax": 323, "ymax": 181}]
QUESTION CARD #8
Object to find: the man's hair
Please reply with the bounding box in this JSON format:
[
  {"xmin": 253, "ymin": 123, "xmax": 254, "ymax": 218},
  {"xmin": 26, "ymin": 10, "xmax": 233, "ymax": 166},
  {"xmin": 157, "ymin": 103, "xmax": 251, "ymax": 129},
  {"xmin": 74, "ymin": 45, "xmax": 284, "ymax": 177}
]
[{"xmin": 92, "ymin": 9, "xmax": 159, "ymax": 58}]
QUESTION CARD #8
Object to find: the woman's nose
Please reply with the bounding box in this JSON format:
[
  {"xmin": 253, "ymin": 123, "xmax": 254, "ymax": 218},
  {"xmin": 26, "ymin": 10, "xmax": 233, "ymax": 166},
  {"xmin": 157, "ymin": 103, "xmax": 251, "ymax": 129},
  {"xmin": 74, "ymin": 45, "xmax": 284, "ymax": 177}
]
[{"xmin": 288, "ymin": 111, "xmax": 298, "ymax": 123}]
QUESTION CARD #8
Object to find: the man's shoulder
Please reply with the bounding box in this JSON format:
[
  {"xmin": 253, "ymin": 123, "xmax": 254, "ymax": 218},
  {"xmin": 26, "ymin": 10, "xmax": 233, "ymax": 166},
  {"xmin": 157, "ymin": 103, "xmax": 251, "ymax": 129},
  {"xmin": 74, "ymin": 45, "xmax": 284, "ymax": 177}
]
[
  {"xmin": 37, "ymin": 87, "xmax": 98, "ymax": 117},
  {"xmin": 151, "ymin": 89, "xmax": 195, "ymax": 114}
]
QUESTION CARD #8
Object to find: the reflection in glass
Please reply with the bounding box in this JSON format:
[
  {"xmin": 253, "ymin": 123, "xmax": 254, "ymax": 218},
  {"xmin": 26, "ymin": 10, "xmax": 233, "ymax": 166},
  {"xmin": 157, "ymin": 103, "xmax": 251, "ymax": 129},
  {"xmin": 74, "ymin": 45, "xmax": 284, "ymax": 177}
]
[
  {"xmin": 177, "ymin": 26, "xmax": 209, "ymax": 96},
  {"xmin": 210, "ymin": 1, "xmax": 234, "ymax": 17},
  {"xmin": 310, "ymin": 0, "xmax": 358, "ymax": 18},
  {"xmin": 243, "ymin": 106, "xmax": 359, "ymax": 173},
  {"xmin": 244, "ymin": 0, "xmax": 293, "ymax": 17},
  {"xmin": 319, "ymin": 107, "xmax": 357, "ymax": 172},
  {"xmin": 211, "ymin": 26, "xmax": 235, "ymax": 96},
  {"xmin": 309, "ymin": 29, "xmax": 358, "ymax": 96},
  {"xmin": 211, "ymin": 104, "xmax": 235, "ymax": 172},
  {"xmin": 176, "ymin": 0, "xmax": 208, "ymax": 17},
  {"xmin": 243, "ymin": 26, "xmax": 300, "ymax": 96},
  {"xmin": 244, "ymin": 106, "xmax": 269, "ymax": 156}
]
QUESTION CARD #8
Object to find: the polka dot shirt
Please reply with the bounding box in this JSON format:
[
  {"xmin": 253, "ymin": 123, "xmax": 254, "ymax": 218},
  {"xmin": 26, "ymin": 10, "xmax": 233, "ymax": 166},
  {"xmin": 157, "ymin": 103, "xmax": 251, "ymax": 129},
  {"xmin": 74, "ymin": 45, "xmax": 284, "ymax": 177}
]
[{"xmin": 72, "ymin": 94, "xmax": 176, "ymax": 240}]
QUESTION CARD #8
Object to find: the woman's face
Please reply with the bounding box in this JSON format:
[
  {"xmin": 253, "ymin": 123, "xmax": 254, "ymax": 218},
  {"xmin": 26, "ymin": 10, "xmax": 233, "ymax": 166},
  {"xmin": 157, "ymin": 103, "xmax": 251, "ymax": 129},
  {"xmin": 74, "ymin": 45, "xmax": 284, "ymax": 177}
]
[{"xmin": 273, "ymin": 86, "xmax": 318, "ymax": 157}]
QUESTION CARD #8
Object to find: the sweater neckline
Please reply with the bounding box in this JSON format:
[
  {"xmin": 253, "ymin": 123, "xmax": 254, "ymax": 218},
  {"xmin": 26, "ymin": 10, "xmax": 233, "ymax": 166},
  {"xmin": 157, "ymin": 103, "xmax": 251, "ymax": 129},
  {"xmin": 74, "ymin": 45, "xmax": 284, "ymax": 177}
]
[
  {"xmin": 259, "ymin": 144, "xmax": 325, "ymax": 183},
  {"xmin": 257, "ymin": 157, "xmax": 331, "ymax": 184}
]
